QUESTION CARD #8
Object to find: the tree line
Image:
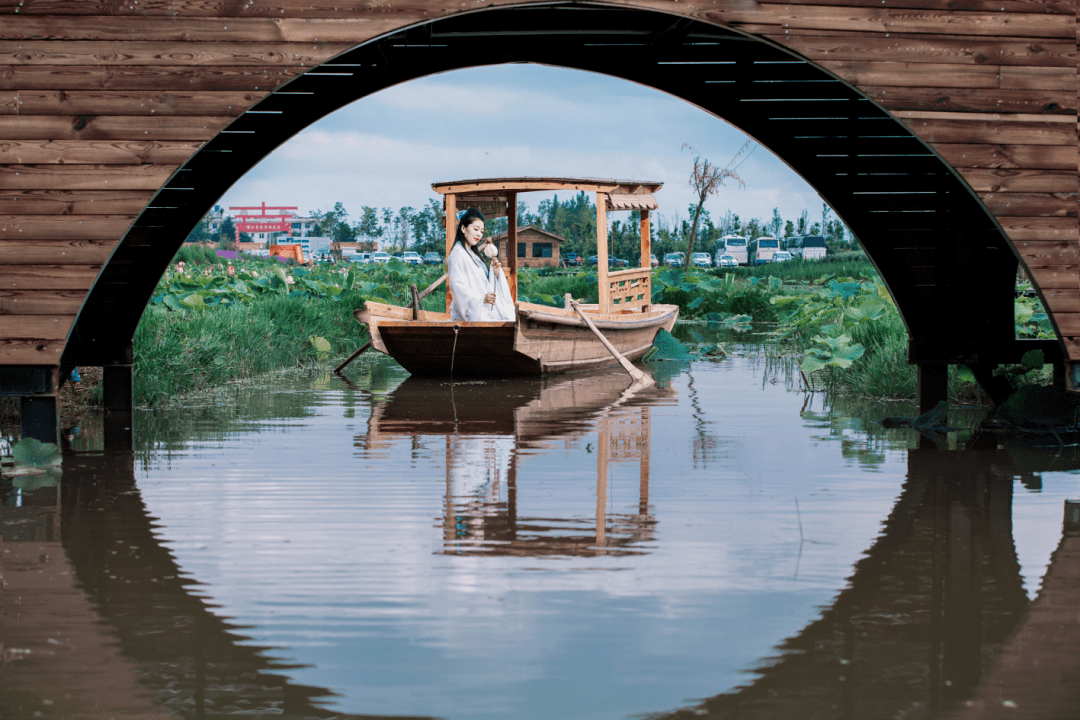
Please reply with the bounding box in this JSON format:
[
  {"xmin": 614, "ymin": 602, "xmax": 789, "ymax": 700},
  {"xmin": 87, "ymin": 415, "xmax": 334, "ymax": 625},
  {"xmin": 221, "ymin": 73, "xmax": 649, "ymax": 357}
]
[{"xmin": 187, "ymin": 194, "xmax": 852, "ymax": 261}]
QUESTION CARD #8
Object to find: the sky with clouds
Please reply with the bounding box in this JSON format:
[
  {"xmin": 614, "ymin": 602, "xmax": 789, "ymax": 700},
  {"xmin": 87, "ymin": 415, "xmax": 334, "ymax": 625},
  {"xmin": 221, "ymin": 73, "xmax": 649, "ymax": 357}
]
[{"xmin": 217, "ymin": 63, "xmax": 832, "ymax": 232}]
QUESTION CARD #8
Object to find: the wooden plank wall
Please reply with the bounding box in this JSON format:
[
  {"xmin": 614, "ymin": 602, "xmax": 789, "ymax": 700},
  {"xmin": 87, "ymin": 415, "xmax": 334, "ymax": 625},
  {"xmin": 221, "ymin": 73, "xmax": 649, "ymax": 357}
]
[{"xmin": 0, "ymin": 0, "xmax": 1074, "ymax": 365}]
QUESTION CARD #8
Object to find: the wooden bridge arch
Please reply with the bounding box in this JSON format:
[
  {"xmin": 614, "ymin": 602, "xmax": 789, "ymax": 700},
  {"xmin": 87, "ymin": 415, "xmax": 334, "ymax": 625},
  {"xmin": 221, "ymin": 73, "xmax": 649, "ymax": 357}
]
[{"xmin": 0, "ymin": 0, "xmax": 1074, "ymax": 439}]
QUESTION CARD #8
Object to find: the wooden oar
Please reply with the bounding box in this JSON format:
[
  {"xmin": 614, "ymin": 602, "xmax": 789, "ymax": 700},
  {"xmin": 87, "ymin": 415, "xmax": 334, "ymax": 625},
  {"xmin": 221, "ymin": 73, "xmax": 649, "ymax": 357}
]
[
  {"xmin": 334, "ymin": 342, "xmax": 370, "ymax": 374},
  {"xmin": 569, "ymin": 300, "xmax": 653, "ymax": 385}
]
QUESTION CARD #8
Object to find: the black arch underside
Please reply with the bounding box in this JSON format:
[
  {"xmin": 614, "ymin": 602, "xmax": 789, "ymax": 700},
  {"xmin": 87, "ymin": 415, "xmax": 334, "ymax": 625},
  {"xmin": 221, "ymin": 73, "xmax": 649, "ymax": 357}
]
[{"xmin": 63, "ymin": 3, "xmax": 1055, "ymax": 369}]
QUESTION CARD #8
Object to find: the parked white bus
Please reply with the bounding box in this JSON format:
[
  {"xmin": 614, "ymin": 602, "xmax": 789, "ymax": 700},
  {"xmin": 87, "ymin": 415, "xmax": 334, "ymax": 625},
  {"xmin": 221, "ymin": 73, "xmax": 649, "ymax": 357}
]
[
  {"xmin": 750, "ymin": 236, "xmax": 779, "ymax": 265},
  {"xmin": 785, "ymin": 235, "xmax": 828, "ymax": 260},
  {"xmin": 719, "ymin": 235, "xmax": 748, "ymax": 266}
]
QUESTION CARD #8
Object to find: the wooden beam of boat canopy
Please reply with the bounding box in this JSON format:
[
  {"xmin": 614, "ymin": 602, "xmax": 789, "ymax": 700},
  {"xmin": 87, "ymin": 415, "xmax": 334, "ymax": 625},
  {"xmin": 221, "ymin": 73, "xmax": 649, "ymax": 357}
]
[
  {"xmin": 444, "ymin": 193, "xmax": 456, "ymax": 314},
  {"xmin": 507, "ymin": 191, "xmax": 518, "ymax": 302},
  {"xmin": 432, "ymin": 177, "xmax": 662, "ymax": 200}
]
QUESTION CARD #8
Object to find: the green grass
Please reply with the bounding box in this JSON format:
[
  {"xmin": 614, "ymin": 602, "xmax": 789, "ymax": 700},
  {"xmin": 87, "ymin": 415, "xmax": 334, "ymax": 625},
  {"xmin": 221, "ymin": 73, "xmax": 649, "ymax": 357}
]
[
  {"xmin": 121, "ymin": 249, "xmax": 1046, "ymax": 408},
  {"xmin": 133, "ymin": 294, "xmax": 368, "ymax": 406}
]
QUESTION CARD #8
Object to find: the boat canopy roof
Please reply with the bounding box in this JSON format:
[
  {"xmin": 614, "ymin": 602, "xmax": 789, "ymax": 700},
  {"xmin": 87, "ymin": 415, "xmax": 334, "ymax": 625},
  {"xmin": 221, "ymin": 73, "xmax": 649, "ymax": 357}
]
[{"xmin": 432, "ymin": 177, "xmax": 662, "ymax": 218}]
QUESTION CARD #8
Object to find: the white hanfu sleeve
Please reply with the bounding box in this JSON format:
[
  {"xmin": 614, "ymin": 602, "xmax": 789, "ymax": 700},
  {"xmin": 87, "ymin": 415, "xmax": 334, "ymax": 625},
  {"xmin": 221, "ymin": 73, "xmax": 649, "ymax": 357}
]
[{"xmin": 448, "ymin": 243, "xmax": 517, "ymax": 322}]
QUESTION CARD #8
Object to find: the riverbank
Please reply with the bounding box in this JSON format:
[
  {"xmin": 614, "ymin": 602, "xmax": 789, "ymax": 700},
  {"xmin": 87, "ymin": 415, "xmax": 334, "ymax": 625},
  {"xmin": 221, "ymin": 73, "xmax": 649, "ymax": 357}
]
[{"xmin": 49, "ymin": 250, "xmax": 1050, "ymax": 409}]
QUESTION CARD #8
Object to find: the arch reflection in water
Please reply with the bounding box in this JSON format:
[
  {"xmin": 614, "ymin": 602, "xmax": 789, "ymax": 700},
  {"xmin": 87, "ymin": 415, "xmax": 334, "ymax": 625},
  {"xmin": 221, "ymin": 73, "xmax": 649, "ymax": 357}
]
[{"xmin": 363, "ymin": 369, "xmax": 674, "ymax": 557}]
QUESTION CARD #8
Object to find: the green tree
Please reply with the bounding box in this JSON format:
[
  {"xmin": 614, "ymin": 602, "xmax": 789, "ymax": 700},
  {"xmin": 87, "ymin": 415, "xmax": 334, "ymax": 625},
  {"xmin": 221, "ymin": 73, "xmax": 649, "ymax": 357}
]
[
  {"xmin": 767, "ymin": 207, "xmax": 783, "ymax": 238},
  {"xmin": 356, "ymin": 206, "xmax": 381, "ymax": 249},
  {"xmin": 219, "ymin": 216, "xmax": 237, "ymax": 247},
  {"xmin": 185, "ymin": 215, "xmax": 211, "ymax": 244}
]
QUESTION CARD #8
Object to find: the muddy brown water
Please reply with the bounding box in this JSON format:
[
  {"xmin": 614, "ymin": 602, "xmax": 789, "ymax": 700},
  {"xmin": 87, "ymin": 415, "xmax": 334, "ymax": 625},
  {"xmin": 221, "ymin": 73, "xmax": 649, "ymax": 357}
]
[{"xmin": 2, "ymin": 329, "xmax": 1078, "ymax": 720}]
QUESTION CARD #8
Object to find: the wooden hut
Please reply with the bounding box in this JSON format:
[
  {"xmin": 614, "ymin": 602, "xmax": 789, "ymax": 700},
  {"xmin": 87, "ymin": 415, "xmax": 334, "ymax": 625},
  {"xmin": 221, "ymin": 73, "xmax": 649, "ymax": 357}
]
[{"xmin": 490, "ymin": 226, "xmax": 564, "ymax": 269}]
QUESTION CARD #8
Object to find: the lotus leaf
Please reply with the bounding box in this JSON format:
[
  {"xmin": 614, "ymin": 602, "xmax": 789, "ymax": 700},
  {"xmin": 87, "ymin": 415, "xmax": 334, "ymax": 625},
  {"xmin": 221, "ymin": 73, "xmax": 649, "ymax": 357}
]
[
  {"xmin": 309, "ymin": 335, "xmax": 332, "ymax": 360},
  {"xmin": 648, "ymin": 329, "xmax": 692, "ymax": 361},
  {"xmin": 12, "ymin": 437, "xmax": 62, "ymax": 468},
  {"xmin": 12, "ymin": 468, "xmax": 62, "ymax": 489}
]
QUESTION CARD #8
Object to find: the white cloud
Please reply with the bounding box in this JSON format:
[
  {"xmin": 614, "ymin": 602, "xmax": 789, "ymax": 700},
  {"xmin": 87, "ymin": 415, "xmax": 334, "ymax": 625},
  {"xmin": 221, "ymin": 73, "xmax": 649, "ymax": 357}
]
[{"xmin": 218, "ymin": 65, "xmax": 831, "ymax": 229}]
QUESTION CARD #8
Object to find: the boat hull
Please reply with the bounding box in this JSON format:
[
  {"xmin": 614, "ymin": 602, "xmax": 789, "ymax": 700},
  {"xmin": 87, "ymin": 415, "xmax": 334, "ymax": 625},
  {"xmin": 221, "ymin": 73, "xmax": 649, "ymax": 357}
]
[{"xmin": 355, "ymin": 301, "xmax": 679, "ymax": 378}]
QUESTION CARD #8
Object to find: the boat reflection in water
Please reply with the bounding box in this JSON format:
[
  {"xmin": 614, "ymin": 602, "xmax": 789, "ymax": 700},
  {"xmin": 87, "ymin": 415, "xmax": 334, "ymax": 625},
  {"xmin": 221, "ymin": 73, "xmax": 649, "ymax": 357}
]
[{"xmin": 362, "ymin": 368, "xmax": 674, "ymax": 557}]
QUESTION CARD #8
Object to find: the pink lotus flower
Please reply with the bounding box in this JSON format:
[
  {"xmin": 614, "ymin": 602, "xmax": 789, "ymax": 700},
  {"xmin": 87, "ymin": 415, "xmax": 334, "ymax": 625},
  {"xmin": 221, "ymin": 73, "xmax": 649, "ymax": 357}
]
[{"xmin": 227, "ymin": 265, "xmax": 235, "ymax": 276}]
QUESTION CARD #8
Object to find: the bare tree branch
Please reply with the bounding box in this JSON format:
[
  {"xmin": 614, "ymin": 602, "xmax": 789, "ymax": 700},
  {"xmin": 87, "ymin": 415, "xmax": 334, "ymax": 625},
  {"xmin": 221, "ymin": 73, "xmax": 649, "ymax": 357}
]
[{"xmin": 681, "ymin": 142, "xmax": 750, "ymax": 277}]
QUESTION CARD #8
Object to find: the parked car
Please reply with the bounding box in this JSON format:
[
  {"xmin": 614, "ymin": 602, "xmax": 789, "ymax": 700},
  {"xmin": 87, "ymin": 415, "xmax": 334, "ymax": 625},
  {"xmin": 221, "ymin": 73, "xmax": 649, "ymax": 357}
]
[
  {"xmin": 349, "ymin": 251, "xmax": 372, "ymax": 264},
  {"xmin": 423, "ymin": 251, "xmax": 443, "ymax": 265},
  {"xmin": 716, "ymin": 254, "xmax": 738, "ymax": 268},
  {"xmin": 664, "ymin": 252, "xmax": 685, "ymax": 267},
  {"xmin": 562, "ymin": 252, "xmax": 583, "ymax": 267},
  {"xmin": 650, "ymin": 254, "xmax": 659, "ymax": 268},
  {"xmin": 370, "ymin": 251, "xmax": 391, "ymax": 264},
  {"xmin": 691, "ymin": 252, "xmax": 712, "ymax": 268},
  {"xmin": 771, "ymin": 250, "xmax": 793, "ymax": 263},
  {"xmin": 588, "ymin": 255, "xmax": 630, "ymax": 267}
]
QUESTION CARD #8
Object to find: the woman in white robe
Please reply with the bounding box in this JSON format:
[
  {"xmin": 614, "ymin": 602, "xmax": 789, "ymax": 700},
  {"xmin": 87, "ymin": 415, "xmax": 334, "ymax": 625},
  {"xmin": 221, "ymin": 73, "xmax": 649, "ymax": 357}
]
[{"xmin": 447, "ymin": 208, "xmax": 516, "ymax": 322}]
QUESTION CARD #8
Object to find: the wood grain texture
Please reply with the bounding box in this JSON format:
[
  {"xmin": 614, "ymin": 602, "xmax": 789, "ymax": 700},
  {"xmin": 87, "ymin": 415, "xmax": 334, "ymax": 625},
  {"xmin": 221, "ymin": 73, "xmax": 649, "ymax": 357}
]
[
  {"xmin": 0, "ymin": 115, "xmax": 231, "ymax": 141},
  {"xmin": 757, "ymin": 0, "xmax": 1073, "ymax": 14},
  {"xmin": 0, "ymin": 314, "xmax": 75, "ymax": 339},
  {"xmin": 708, "ymin": 6, "xmax": 1075, "ymax": 38},
  {"xmin": 0, "ymin": 65, "xmax": 303, "ymax": 91},
  {"xmin": 1053, "ymin": 313, "xmax": 1080, "ymax": 335},
  {"xmin": 999, "ymin": 216, "xmax": 1078, "ymax": 240},
  {"xmin": 956, "ymin": 167, "xmax": 1076, "ymax": 192},
  {"xmin": 0, "ymin": 216, "xmax": 133, "ymax": 240},
  {"xmin": 1027, "ymin": 265, "xmax": 1080, "ymax": 288},
  {"xmin": 0, "ymin": 140, "xmax": 201, "ymax": 164},
  {"xmin": 1041, "ymin": 287, "xmax": 1080, "ymax": 313},
  {"xmin": 0, "ymin": 164, "xmax": 177, "ymax": 189},
  {"xmin": 0, "ymin": 41, "xmax": 351, "ymax": 66},
  {"xmin": 0, "ymin": 190, "xmax": 154, "ymax": 214},
  {"xmin": 0, "ymin": 15, "xmax": 424, "ymax": 42},
  {"xmin": 766, "ymin": 33, "xmax": 1076, "ymax": 66},
  {"xmin": 902, "ymin": 118, "xmax": 1076, "ymax": 145},
  {"xmin": 14, "ymin": 90, "xmax": 265, "ymax": 116},
  {"xmin": 0, "ymin": 339, "xmax": 64, "ymax": 364},
  {"xmin": 935, "ymin": 143, "xmax": 1077, "ymax": 169},
  {"xmin": 0, "ymin": 264, "xmax": 101, "ymax": 290},
  {"xmin": 821, "ymin": 61, "xmax": 1077, "ymax": 90},
  {"xmin": 865, "ymin": 86, "xmax": 1074, "ymax": 114},
  {"xmin": 979, "ymin": 192, "xmax": 1077, "ymax": 216},
  {"xmin": 1013, "ymin": 239, "xmax": 1080, "ymax": 263},
  {"xmin": 0, "ymin": 238, "xmax": 119, "ymax": 264},
  {"xmin": 0, "ymin": 289, "xmax": 86, "ymax": 315}
]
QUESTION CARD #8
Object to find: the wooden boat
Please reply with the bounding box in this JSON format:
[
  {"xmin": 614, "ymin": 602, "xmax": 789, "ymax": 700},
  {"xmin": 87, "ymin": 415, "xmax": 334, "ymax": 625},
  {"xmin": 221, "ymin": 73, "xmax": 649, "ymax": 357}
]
[{"xmin": 354, "ymin": 177, "xmax": 679, "ymax": 378}]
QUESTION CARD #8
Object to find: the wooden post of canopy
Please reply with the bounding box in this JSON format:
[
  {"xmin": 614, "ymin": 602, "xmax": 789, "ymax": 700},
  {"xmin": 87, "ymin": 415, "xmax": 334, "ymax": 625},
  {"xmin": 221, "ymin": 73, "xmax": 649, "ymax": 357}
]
[
  {"xmin": 507, "ymin": 191, "xmax": 519, "ymax": 302},
  {"xmin": 444, "ymin": 193, "xmax": 457, "ymax": 314},
  {"xmin": 640, "ymin": 208, "xmax": 651, "ymax": 312},
  {"xmin": 596, "ymin": 192, "xmax": 610, "ymax": 314},
  {"xmin": 639, "ymin": 209, "xmax": 651, "ymax": 269}
]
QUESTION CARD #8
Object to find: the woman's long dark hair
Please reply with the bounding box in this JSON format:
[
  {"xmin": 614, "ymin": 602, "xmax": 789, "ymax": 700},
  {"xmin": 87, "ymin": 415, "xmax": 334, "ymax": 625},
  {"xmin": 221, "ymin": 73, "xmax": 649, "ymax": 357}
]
[{"xmin": 454, "ymin": 207, "xmax": 489, "ymax": 266}]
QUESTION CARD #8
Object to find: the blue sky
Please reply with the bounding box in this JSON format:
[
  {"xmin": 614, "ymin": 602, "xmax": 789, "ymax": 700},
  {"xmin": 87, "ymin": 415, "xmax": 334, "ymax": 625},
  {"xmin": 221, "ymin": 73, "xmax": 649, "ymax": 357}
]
[{"xmin": 218, "ymin": 63, "xmax": 830, "ymax": 232}]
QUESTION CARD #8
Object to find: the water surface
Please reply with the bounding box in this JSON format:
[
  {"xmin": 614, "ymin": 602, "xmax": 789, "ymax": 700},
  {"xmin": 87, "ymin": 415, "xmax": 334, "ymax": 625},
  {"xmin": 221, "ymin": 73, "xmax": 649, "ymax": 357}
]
[{"xmin": 3, "ymin": 334, "xmax": 1077, "ymax": 719}]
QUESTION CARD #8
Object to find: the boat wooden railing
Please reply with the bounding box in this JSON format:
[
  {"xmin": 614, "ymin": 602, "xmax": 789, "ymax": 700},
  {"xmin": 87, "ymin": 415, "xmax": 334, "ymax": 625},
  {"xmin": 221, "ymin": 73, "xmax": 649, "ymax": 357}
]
[{"xmin": 605, "ymin": 267, "xmax": 651, "ymax": 313}]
